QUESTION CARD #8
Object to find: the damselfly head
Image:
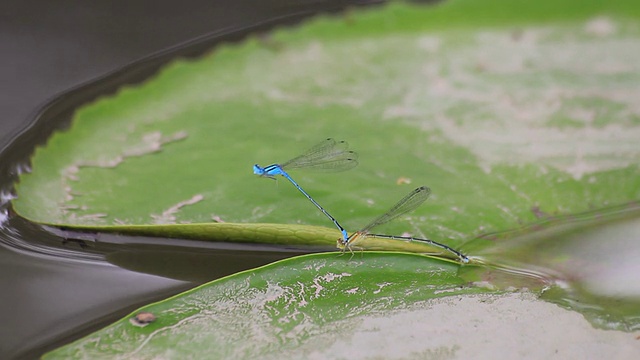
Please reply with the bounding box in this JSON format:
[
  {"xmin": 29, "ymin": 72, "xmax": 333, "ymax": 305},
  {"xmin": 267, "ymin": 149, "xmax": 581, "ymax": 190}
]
[
  {"xmin": 337, "ymin": 233, "xmax": 358, "ymax": 252},
  {"xmin": 253, "ymin": 164, "xmax": 277, "ymax": 180}
]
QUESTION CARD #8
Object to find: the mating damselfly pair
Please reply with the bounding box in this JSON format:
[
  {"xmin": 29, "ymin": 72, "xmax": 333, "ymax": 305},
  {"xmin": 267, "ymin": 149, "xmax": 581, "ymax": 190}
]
[{"xmin": 253, "ymin": 138, "xmax": 469, "ymax": 264}]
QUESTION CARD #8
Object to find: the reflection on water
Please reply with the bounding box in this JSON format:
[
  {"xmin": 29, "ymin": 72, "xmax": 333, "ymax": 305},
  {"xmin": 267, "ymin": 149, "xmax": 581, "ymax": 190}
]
[
  {"xmin": 44, "ymin": 223, "xmax": 333, "ymax": 282},
  {"xmin": 1, "ymin": 214, "xmax": 104, "ymax": 263},
  {"xmin": 460, "ymin": 202, "xmax": 640, "ymax": 331}
]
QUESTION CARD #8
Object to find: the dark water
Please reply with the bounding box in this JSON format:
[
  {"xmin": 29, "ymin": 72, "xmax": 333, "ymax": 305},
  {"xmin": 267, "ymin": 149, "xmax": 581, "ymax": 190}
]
[{"xmin": 0, "ymin": 1, "xmax": 373, "ymax": 358}]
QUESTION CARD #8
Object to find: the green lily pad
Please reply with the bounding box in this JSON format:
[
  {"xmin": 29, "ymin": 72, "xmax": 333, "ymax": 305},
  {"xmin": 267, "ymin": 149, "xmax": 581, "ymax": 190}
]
[
  {"xmin": 40, "ymin": 253, "xmax": 492, "ymax": 359},
  {"xmin": 43, "ymin": 252, "xmax": 640, "ymax": 359}
]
